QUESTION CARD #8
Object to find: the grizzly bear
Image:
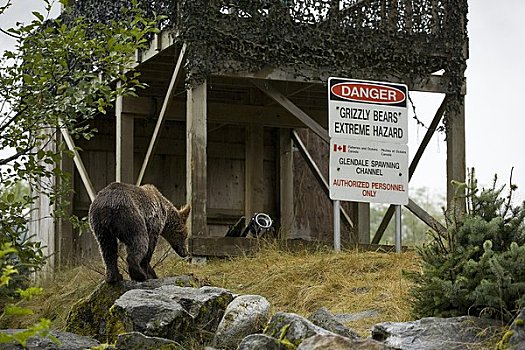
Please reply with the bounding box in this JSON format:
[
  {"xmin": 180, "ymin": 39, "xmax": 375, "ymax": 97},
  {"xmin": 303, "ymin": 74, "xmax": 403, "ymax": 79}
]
[{"xmin": 88, "ymin": 182, "xmax": 191, "ymax": 283}]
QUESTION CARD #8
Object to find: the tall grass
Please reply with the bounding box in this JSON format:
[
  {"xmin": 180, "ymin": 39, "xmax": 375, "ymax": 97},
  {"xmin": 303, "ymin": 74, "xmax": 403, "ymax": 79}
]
[{"xmin": 2, "ymin": 242, "xmax": 420, "ymax": 336}]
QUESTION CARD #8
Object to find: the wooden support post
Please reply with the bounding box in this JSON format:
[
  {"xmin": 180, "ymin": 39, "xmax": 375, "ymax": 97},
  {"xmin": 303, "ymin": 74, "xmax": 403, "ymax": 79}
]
[
  {"xmin": 279, "ymin": 129, "xmax": 294, "ymax": 238},
  {"xmin": 187, "ymin": 80, "xmax": 208, "ymax": 239},
  {"xmin": 136, "ymin": 43, "xmax": 186, "ymax": 186},
  {"xmin": 116, "ymin": 91, "xmax": 134, "ymax": 184},
  {"xmin": 406, "ymin": 199, "xmax": 447, "ymax": 235},
  {"xmin": 357, "ymin": 203, "xmax": 370, "ymax": 244},
  {"xmin": 245, "ymin": 124, "xmax": 265, "ymax": 221},
  {"xmin": 56, "ymin": 140, "xmax": 75, "ymax": 265},
  {"xmin": 446, "ymin": 93, "xmax": 466, "ymax": 212}
]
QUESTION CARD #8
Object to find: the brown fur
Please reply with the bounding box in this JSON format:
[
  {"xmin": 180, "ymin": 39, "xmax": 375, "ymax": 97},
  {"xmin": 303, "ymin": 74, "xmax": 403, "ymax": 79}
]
[{"xmin": 88, "ymin": 182, "xmax": 190, "ymax": 283}]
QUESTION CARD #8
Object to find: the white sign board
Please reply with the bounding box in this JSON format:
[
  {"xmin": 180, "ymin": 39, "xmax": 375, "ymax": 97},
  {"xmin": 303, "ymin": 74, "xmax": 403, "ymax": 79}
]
[
  {"xmin": 329, "ymin": 138, "xmax": 409, "ymax": 204},
  {"xmin": 328, "ymin": 78, "xmax": 408, "ymax": 144},
  {"xmin": 328, "ymin": 77, "xmax": 409, "ymax": 204}
]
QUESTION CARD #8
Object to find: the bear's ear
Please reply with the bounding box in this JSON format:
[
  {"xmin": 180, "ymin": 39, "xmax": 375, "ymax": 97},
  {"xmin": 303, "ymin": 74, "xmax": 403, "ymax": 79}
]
[{"xmin": 179, "ymin": 204, "xmax": 191, "ymax": 222}]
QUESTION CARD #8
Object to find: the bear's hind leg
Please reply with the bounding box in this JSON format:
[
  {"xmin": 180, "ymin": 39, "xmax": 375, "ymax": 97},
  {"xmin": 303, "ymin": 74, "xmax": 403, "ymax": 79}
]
[
  {"xmin": 141, "ymin": 235, "xmax": 158, "ymax": 279},
  {"xmin": 97, "ymin": 235, "xmax": 123, "ymax": 283},
  {"xmin": 125, "ymin": 236, "xmax": 149, "ymax": 282}
]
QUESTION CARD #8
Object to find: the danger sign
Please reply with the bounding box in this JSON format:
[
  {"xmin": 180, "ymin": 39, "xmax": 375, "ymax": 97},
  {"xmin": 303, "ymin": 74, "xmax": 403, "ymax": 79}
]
[
  {"xmin": 328, "ymin": 77, "xmax": 409, "ymax": 204},
  {"xmin": 329, "ymin": 78, "xmax": 408, "ymax": 144}
]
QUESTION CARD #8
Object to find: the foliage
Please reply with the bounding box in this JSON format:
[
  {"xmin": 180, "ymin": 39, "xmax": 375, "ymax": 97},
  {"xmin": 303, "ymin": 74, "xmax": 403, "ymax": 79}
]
[
  {"xmin": 0, "ymin": 0, "xmax": 159, "ymax": 289},
  {"xmin": 409, "ymin": 169, "xmax": 525, "ymax": 322},
  {"xmin": 0, "ymin": 243, "xmax": 56, "ymax": 347},
  {"xmin": 0, "ymin": 181, "xmax": 45, "ymax": 297}
]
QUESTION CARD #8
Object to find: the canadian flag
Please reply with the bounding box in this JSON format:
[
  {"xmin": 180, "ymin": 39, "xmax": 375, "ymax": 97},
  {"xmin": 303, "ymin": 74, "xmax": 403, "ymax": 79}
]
[{"xmin": 333, "ymin": 144, "xmax": 346, "ymax": 152}]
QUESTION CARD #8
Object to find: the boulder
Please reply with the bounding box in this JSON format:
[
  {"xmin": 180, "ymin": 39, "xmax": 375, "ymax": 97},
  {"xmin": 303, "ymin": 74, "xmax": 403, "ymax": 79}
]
[
  {"xmin": 308, "ymin": 308, "xmax": 359, "ymax": 340},
  {"xmin": 297, "ymin": 334, "xmax": 394, "ymax": 350},
  {"xmin": 114, "ymin": 331, "xmax": 182, "ymax": 350},
  {"xmin": 372, "ymin": 316, "xmax": 502, "ymax": 350},
  {"xmin": 264, "ymin": 312, "xmax": 338, "ymax": 348},
  {"xmin": 0, "ymin": 329, "xmax": 99, "ymax": 350},
  {"xmin": 107, "ymin": 289, "xmax": 193, "ymax": 342},
  {"xmin": 154, "ymin": 285, "xmax": 234, "ymax": 341},
  {"xmin": 107, "ymin": 285, "xmax": 232, "ymax": 345},
  {"xmin": 237, "ymin": 334, "xmax": 291, "ymax": 350},
  {"xmin": 502, "ymin": 308, "xmax": 525, "ymax": 350},
  {"xmin": 65, "ymin": 275, "xmax": 199, "ymax": 341},
  {"xmin": 213, "ymin": 294, "xmax": 271, "ymax": 349}
]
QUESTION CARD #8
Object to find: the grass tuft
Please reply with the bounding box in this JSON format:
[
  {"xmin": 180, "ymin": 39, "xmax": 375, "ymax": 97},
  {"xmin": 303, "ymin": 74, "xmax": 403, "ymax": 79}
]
[{"xmin": 1, "ymin": 243, "xmax": 420, "ymax": 336}]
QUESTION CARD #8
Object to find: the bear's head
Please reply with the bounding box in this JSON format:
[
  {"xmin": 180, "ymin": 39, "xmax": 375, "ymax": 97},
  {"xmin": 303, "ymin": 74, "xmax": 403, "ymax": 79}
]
[{"xmin": 163, "ymin": 204, "xmax": 191, "ymax": 258}]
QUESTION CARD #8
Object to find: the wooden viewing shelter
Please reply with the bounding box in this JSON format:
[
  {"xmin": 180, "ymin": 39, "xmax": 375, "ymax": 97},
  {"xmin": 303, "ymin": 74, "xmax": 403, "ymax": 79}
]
[{"xmin": 31, "ymin": 0, "xmax": 468, "ymax": 268}]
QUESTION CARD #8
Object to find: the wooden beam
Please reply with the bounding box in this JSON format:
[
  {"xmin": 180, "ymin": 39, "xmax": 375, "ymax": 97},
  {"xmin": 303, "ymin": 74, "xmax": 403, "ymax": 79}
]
[
  {"xmin": 406, "ymin": 199, "xmax": 447, "ymax": 235},
  {"xmin": 291, "ymin": 130, "xmax": 354, "ymax": 230},
  {"xmin": 279, "ymin": 129, "xmax": 295, "ymax": 238},
  {"xmin": 251, "ymin": 79, "xmax": 329, "ymax": 143},
  {"xmin": 217, "ymin": 69, "xmax": 465, "ymax": 94},
  {"xmin": 372, "ymin": 95, "xmax": 448, "ymax": 244},
  {"xmin": 187, "ymin": 80, "xmax": 208, "ymax": 240},
  {"xmin": 245, "ymin": 124, "xmax": 265, "ymax": 220},
  {"xmin": 121, "ymin": 97, "xmax": 327, "ymax": 128},
  {"xmin": 60, "ymin": 127, "xmax": 96, "ymax": 202},
  {"xmin": 136, "ymin": 43, "xmax": 187, "ymax": 186},
  {"xmin": 115, "ymin": 90, "xmax": 134, "ymax": 184}
]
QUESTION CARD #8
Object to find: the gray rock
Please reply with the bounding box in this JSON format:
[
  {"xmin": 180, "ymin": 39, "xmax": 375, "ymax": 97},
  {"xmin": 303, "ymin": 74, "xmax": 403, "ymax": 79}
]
[
  {"xmin": 237, "ymin": 334, "xmax": 290, "ymax": 350},
  {"xmin": 65, "ymin": 275, "xmax": 199, "ymax": 341},
  {"xmin": 0, "ymin": 329, "xmax": 99, "ymax": 350},
  {"xmin": 372, "ymin": 316, "xmax": 502, "ymax": 350},
  {"xmin": 114, "ymin": 331, "xmax": 182, "ymax": 350},
  {"xmin": 507, "ymin": 308, "xmax": 525, "ymax": 350},
  {"xmin": 335, "ymin": 309, "xmax": 381, "ymax": 323},
  {"xmin": 297, "ymin": 334, "xmax": 394, "ymax": 350},
  {"xmin": 108, "ymin": 289, "xmax": 193, "ymax": 342},
  {"xmin": 213, "ymin": 295, "xmax": 271, "ymax": 349},
  {"xmin": 264, "ymin": 312, "xmax": 338, "ymax": 347},
  {"xmin": 308, "ymin": 307, "xmax": 359, "ymax": 340},
  {"xmin": 154, "ymin": 285, "xmax": 234, "ymax": 340}
]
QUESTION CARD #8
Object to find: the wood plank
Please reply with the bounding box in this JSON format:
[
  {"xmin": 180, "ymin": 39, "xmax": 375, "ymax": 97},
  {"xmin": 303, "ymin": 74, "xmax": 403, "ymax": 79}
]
[
  {"xmin": 136, "ymin": 43, "xmax": 187, "ymax": 185},
  {"xmin": 187, "ymin": 81, "xmax": 208, "ymax": 238},
  {"xmin": 279, "ymin": 129, "xmax": 295, "ymax": 238},
  {"xmin": 190, "ymin": 237, "xmax": 410, "ymax": 257},
  {"xmin": 131, "ymin": 30, "xmax": 175, "ymax": 69},
  {"xmin": 60, "ymin": 127, "xmax": 96, "ymax": 201},
  {"xmin": 251, "ymin": 79, "xmax": 330, "ymax": 143},
  {"xmin": 291, "ymin": 130, "xmax": 354, "ymax": 230},
  {"xmin": 245, "ymin": 124, "xmax": 265, "ymax": 220},
  {"xmin": 116, "ymin": 91, "xmax": 134, "ymax": 184}
]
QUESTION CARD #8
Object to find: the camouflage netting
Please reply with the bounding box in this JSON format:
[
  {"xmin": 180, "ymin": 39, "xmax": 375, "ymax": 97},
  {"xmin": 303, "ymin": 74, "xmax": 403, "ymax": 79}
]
[{"xmin": 66, "ymin": 0, "xmax": 467, "ymax": 91}]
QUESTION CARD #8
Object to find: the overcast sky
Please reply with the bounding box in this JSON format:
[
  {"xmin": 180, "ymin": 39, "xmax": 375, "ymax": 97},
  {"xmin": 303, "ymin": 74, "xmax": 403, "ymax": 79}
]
[{"xmin": 1, "ymin": 0, "xmax": 524, "ymax": 205}]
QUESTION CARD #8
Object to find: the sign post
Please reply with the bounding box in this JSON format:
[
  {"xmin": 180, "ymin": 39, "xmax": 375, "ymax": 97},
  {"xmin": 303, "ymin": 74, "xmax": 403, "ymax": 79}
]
[{"xmin": 328, "ymin": 78, "xmax": 409, "ymax": 251}]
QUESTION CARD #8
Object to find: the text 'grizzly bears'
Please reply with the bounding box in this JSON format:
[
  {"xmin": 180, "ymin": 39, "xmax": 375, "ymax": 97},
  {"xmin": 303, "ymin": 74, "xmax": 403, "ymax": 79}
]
[{"xmin": 88, "ymin": 182, "xmax": 191, "ymax": 283}]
